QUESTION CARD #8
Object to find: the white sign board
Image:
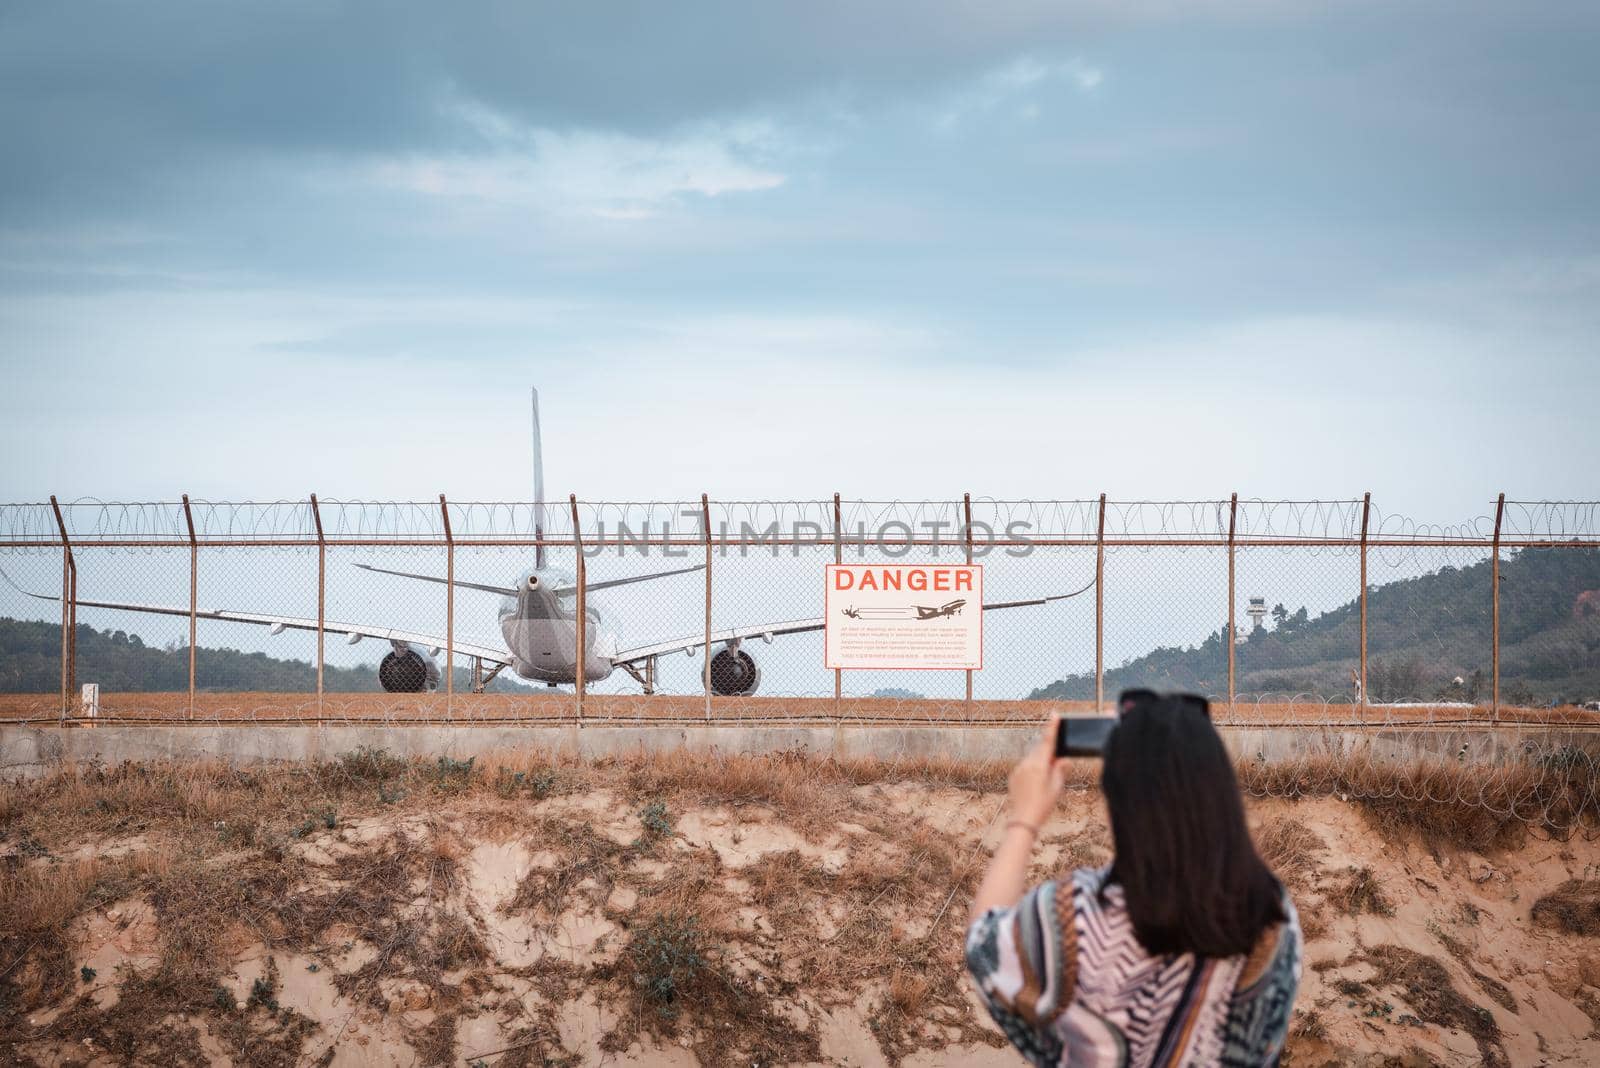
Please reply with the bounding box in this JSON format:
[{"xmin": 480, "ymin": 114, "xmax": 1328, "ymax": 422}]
[{"xmin": 825, "ymin": 564, "xmax": 983, "ymax": 670}]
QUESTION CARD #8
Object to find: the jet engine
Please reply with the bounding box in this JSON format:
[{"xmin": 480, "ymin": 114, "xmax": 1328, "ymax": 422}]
[
  {"xmin": 379, "ymin": 642, "xmax": 441, "ymax": 692},
  {"xmin": 709, "ymin": 642, "xmax": 760, "ymax": 696}
]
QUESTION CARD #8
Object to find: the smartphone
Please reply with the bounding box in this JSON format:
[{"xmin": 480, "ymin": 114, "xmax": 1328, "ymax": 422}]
[{"xmin": 1056, "ymin": 716, "xmax": 1117, "ymax": 758}]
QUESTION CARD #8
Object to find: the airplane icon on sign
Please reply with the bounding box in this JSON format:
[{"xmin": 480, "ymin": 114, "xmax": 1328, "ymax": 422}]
[{"xmin": 840, "ymin": 599, "xmax": 969, "ymax": 621}]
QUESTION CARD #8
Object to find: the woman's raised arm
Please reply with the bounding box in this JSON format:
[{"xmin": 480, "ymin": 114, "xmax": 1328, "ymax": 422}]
[{"xmin": 967, "ymin": 714, "xmax": 1069, "ymax": 925}]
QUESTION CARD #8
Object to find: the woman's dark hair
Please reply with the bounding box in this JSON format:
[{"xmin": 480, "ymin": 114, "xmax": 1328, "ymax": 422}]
[{"xmin": 1100, "ymin": 694, "xmax": 1285, "ymax": 959}]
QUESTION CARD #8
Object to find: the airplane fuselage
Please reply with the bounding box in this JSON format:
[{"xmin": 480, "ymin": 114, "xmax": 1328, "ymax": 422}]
[{"xmin": 497, "ymin": 568, "xmax": 617, "ymax": 684}]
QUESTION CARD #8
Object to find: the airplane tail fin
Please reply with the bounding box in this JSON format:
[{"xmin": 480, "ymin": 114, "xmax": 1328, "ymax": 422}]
[{"xmin": 531, "ymin": 387, "xmax": 546, "ymax": 570}]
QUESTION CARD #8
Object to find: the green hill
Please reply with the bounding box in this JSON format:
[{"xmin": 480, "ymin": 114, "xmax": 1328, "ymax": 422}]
[
  {"xmin": 1028, "ymin": 547, "xmax": 1600, "ymax": 705},
  {"xmin": 0, "ymin": 617, "xmax": 531, "ymax": 694}
]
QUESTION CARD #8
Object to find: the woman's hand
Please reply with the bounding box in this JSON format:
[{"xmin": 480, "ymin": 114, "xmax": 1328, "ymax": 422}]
[
  {"xmin": 1007, "ymin": 713, "xmax": 1069, "ymax": 829},
  {"xmin": 967, "ymin": 714, "xmax": 1070, "ymax": 925}
]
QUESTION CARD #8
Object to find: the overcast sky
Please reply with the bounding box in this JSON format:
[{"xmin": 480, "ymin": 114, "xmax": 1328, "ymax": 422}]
[{"xmin": 2, "ymin": 1, "xmax": 1596, "ymax": 523}]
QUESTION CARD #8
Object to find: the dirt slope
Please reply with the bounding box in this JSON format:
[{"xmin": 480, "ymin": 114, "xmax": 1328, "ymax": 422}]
[{"xmin": 2, "ymin": 751, "xmax": 1597, "ymax": 1066}]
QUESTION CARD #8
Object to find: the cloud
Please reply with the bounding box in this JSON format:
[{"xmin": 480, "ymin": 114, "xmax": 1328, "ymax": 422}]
[
  {"xmin": 991, "ymin": 56, "xmax": 1104, "ymax": 93},
  {"xmin": 934, "ymin": 55, "xmax": 1104, "ymax": 130},
  {"xmin": 2, "ymin": 0, "xmax": 1598, "ymax": 520},
  {"xmin": 369, "ymin": 94, "xmax": 787, "ymax": 219}
]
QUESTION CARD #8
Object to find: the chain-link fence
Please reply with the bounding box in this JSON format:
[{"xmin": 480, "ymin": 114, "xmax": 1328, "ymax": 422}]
[{"xmin": 2, "ymin": 496, "xmax": 1598, "ymax": 734}]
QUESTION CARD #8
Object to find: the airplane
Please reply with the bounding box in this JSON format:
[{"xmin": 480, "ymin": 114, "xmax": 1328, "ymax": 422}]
[
  {"xmin": 7, "ymin": 389, "xmax": 1093, "ymax": 697},
  {"xmin": 838, "ymin": 605, "xmax": 912, "ymax": 620},
  {"xmin": 913, "ymin": 599, "xmax": 966, "ymax": 620}
]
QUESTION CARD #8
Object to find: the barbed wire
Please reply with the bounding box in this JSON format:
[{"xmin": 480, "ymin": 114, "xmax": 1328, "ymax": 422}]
[{"xmin": 3, "ymin": 497, "xmax": 1597, "ymax": 545}]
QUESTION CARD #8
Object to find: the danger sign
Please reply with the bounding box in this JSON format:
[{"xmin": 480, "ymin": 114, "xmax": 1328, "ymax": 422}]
[{"xmin": 825, "ymin": 564, "xmax": 983, "ymax": 670}]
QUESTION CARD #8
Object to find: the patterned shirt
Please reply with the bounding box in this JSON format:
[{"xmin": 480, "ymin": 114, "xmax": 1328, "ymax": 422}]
[{"xmin": 966, "ymin": 867, "xmax": 1301, "ymax": 1067}]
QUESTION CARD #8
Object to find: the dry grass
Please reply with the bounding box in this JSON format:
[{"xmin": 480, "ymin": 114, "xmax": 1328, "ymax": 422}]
[
  {"xmin": 1254, "ymin": 816, "xmax": 1324, "ymax": 894},
  {"xmin": 1237, "ymin": 753, "xmax": 1599, "ymax": 851},
  {"xmin": 1, "ymin": 745, "xmax": 1594, "ymax": 1065},
  {"xmin": 0, "ymin": 756, "xmax": 498, "ymax": 1064},
  {"xmin": 1290, "ymin": 1007, "xmax": 1328, "ymax": 1041},
  {"xmin": 601, "ymin": 908, "xmax": 819, "ymax": 1068},
  {"xmin": 616, "ymin": 746, "xmax": 1016, "ymax": 808},
  {"xmin": 1366, "ymin": 945, "xmax": 1508, "ymax": 1068},
  {"xmin": 1530, "ymin": 879, "xmax": 1600, "ymax": 936},
  {"xmin": 0, "ymin": 747, "xmax": 1008, "ymax": 1063},
  {"xmin": 1252, "ymin": 815, "xmax": 1331, "ymax": 940},
  {"xmin": 506, "ymin": 813, "xmax": 630, "ymax": 928},
  {"xmin": 0, "ymin": 855, "xmax": 147, "ymax": 1012},
  {"xmin": 1428, "ymin": 922, "xmax": 1517, "ymax": 1015},
  {"xmin": 739, "ymin": 821, "xmax": 1005, "ymax": 1063},
  {"xmin": 1328, "ymin": 865, "xmax": 1396, "ymax": 917}
]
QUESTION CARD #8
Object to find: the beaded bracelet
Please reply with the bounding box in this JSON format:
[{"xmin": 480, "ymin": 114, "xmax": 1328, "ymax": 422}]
[{"xmin": 1003, "ymin": 818, "xmax": 1041, "ymax": 838}]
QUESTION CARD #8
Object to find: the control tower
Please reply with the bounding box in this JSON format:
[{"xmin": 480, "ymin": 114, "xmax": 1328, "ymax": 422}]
[{"xmin": 1246, "ymin": 597, "xmax": 1268, "ymax": 631}]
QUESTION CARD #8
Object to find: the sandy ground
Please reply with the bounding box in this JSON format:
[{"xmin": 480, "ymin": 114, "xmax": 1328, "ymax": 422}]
[
  {"xmin": 3, "ymin": 690, "xmax": 1595, "ymax": 727},
  {"xmin": 1, "ymin": 751, "xmax": 1597, "ymax": 1067}
]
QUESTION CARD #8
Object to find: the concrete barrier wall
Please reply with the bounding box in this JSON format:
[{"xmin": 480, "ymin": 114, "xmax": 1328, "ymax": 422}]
[{"xmin": 4, "ymin": 723, "xmax": 1598, "ymax": 780}]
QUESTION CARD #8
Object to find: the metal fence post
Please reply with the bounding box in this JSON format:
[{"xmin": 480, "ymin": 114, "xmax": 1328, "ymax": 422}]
[
  {"xmin": 1227, "ymin": 492, "xmax": 1237, "ymax": 712},
  {"xmin": 702, "ymin": 493, "xmax": 713, "ymax": 723},
  {"xmin": 570, "ymin": 495, "xmax": 586, "ymax": 725},
  {"xmin": 440, "ymin": 494, "xmax": 454, "ymax": 721},
  {"xmin": 962, "ymin": 493, "xmax": 974, "ymax": 715},
  {"xmin": 59, "ymin": 547, "xmax": 69, "ymax": 724},
  {"xmin": 1492, "ymin": 492, "xmax": 1505, "ymax": 721},
  {"xmin": 50, "ymin": 496, "xmax": 73, "ymax": 723},
  {"xmin": 310, "ymin": 494, "xmax": 325, "ymax": 718},
  {"xmin": 833, "ymin": 492, "xmax": 842, "ymax": 723},
  {"xmin": 1095, "ymin": 493, "xmax": 1106, "ymax": 711},
  {"xmin": 1359, "ymin": 492, "xmax": 1370, "ymax": 712},
  {"xmin": 183, "ymin": 494, "xmax": 197, "ymax": 719},
  {"xmin": 68, "ymin": 550, "xmax": 76, "ymax": 708}
]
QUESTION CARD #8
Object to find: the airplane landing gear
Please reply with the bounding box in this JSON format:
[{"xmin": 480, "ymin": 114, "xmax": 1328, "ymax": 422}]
[
  {"xmin": 619, "ymin": 655, "xmax": 658, "ymax": 695},
  {"xmin": 470, "ymin": 656, "xmax": 507, "ymax": 694}
]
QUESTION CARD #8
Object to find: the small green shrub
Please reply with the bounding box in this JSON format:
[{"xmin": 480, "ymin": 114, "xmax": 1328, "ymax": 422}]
[
  {"xmin": 494, "ymin": 767, "xmax": 559, "ymax": 799},
  {"xmin": 428, "ymin": 755, "xmax": 476, "ymax": 791},
  {"xmin": 14, "ymin": 832, "xmax": 49, "ymax": 859},
  {"xmin": 247, "ymin": 975, "xmax": 279, "ymax": 1013},
  {"xmin": 336, "ymin": 746, "xmax": 408, "ymax": 781},
  {"xmin": 637, "ymin": 801, "xmax": 673, "ymax": 844},
  {"xmin": 628, "ymin": 912, "xmax": 708, "ymax": 1019},
  {"xmin": 290, "ymin": 806, "xmax": 338, "ymax": 838}
]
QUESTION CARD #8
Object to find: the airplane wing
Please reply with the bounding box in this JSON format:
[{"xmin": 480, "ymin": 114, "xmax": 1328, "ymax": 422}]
[
  {"xmin": 1, "ymin": 576, "xmax": 512, "ymax": 666},
  {"xmin": 981, "ymin": 586, "xmax": 1093, "ymax": 611},
  {"xmin": 612, "ymin": 581, "xmax": 1095, "ymax": 665},
  {"xmin": 576, "ymin": 565, "xmax": 707, "ymax": 594},
  {"xmin": 352, "ymin": 561, "xmax": 705, "ymax": 596},
  {"xmin": 613, "ymin": 617, "xmax": 825, "ymax": 664},
  {"xmin": 352, "ymin": 564, "xmax": 516, "ymax": 596}
]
